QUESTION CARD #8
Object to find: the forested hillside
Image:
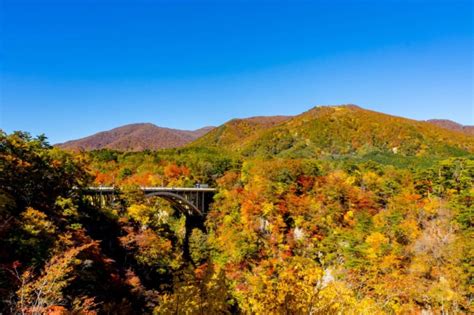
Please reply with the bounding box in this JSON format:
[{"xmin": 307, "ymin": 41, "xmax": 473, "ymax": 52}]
[
  {"xmin": 195, "ymin": 105, "xmax": 474, "ymax": 158},
  {"xmin": 191, "ymin": 116, "xmax": 292, "ymax": 150},
  {"xmin": 1, "ymin": 105, "xmax": 473, "ymax": 314}
]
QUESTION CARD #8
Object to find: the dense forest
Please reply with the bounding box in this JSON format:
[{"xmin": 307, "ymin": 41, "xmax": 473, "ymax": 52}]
[{"xmin": 1, "ymin": 106, "xmax": 473, "ymax": 314}]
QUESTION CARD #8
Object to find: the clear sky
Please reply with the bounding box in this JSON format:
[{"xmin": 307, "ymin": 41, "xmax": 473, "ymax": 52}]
[{"xmin": 1, "ymin": 0, "xmax": 472, "ymax": 144}]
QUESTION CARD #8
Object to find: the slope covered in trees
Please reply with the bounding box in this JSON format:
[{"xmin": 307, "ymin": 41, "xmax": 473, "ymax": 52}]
[
  {"xmin": 195, "ymin": 105, "xmax": 474, "ymax": 158},
  {"xmin": 191, "ymin": 115, "xmax": 292, "ymax": 150}
]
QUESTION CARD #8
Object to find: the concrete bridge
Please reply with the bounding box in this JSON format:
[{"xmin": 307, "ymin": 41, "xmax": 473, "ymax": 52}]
[{"xmin": 84, "ymin": 186, "xmax": 217, "ymax": 215}]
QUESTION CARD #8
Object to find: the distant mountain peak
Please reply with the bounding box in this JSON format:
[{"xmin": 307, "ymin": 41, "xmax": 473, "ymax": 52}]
[
  {"xmin": 426, "ymin": 119, "xmax": 474, "ymax": 136},
  {"xmin": 57, "ymin": 123, "xmax": 215, "ymax": 151}
]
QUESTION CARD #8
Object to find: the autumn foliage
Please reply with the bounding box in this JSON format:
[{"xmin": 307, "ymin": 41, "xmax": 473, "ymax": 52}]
[{"xmin": 1, "ymin": 127, "xmax": 473, "ymax": 314}]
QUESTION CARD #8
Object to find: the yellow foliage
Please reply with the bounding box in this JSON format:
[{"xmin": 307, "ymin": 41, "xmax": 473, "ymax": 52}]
[
  {"xmin": 380, "ymin": 254, "xmax": 400, "ymax": 271},
  {"xmin": 366, "ymin": 232, "xmax": 388, "ymax": 251},
  {"xmin": 399, "ymin": 218, "xmax": 421, "ymax": 242},
  {"xmin": 127, "ymin": 204, "xmax": 151, "ymax": 226},
  {"xmin": 423, "ymin": 198, "xmax": 442, "ymax": 216},
  {"xmin": 372, "ymin": 213, "xmax": 386, "ymax": 229},
  {"xmin": 21, "ymin": 207, "xmax": 56, "ymax": 236}
]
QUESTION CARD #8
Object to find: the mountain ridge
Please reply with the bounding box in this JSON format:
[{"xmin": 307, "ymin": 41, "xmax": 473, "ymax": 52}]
[
  {"xmin": 193, "ymin": 104, "xmax": 474, "ymax": 157},
  {"xmin": 425, "ymin": 119, "xmax": 474, "ymax": 136},
  {"xmin": 56, "ymin": 105, "xmax": 473, "ymax": 153},
  {"xmin": 57, "ymin": 123, "xmax": 215, "ymax": 151}
]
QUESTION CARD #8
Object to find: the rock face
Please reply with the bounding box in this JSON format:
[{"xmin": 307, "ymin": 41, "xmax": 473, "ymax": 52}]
[
  {"xmin": 426, "ymin": 119, "xmax": 474, "ymax": 136},
  {"xmin": 57, "ymin": 123, "xmax": 214, "ymax": 151}
]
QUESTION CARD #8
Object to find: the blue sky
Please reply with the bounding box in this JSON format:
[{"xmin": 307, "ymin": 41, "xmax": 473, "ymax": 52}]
[{"xmin": 1, "ymin": 0, "xmax": 472, "ymax": 144}]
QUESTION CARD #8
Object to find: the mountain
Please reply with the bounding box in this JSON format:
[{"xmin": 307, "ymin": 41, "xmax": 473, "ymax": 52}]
[
  {"xmin": 193, "ymin": 105, "xmax": 474, "ymax": 157},
  {"xmin": 426, "ymin": 119, "xmax": 474, "ymax": 136},
  {"xmin": 57, "ymin": 123, "xmax": 214, "ymax": 151},
  {"xmin": 57, "ymin": 106, "xmax": 473, "ymax": 155}
]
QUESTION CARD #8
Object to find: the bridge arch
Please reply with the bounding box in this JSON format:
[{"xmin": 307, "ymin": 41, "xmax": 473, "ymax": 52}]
[
  {"xmin": 84, "ymin": 186, "xmax": 215, "ymax": 215},
  {"xmin": 145, "ymin": 191, "xmax": 202, "ymax": 217}
]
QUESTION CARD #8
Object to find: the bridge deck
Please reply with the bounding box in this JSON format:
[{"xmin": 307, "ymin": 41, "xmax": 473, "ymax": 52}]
[{"xmin": 85, "ymin": 186, "xmax": 217, "ymax": 193}]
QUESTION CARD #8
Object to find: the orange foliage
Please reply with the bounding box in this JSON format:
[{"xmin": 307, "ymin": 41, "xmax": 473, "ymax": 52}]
[{"xmin": 164, "ymin": 163, "xmax": 190, "ymax": 179}]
